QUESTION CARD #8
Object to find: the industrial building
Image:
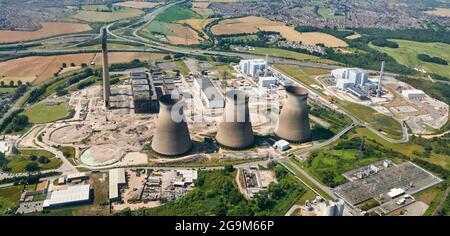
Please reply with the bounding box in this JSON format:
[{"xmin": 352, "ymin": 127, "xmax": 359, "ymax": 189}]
[
  {"xmin": 66, "ymin": 172, "xmax": 88, "ymax": 183},
  {"xmin": 131, "ymin": 72, "xmax": 159, "ymax": 113},
  {"xmin": 240, "ymin": 59, "xmax": 267, "ymax": 78},
  {"xmin": 402, "ymin": 89, "xmax": 426, "ymax": 100},
  {"xmin": 0, "ymin": 141, "xmax": 9, "ymax": 154},
  {"xmin": 194, "ymin": 77, "xmax": 225, "ymax": 109},
  {"xmin": 216, "ymin": 90, "xmax": 254, "ymax": 149},
  {"xmin": 275, "ymin": 86, "xmax": 311, "ymax": 143},
  {"xmin": 273, "ymin": 140, "xmax": 290, "ymax": 151},
  {"xmin": 332, "ymin": 68, "xmax": 369, "ymax": 89},
  {"xmin": 109, "ymin": 168, "xmax": 127, "ymax": 202},
  {"xmin": 258, "ymin": 76, "xmax": 278, "ymax": 88},
  {"xmin": 43, "ymin": 184, "xmax": 91, "ymax": 209},
  {"xmin": 320, "ymin": 199, "xmax": 345, "ymax": 216},
  {"xmin": 151, "ymin": 95, "xmax": 192, "ymax": 156}
]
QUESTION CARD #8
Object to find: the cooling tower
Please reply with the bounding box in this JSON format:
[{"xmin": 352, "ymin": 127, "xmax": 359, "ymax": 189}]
[
  {"xmin": 216, "ymin": 90, "xmax": 254, "ymax": 149},
  {"xmin": 151, "ymin": 95, "xmax": 192, "ymax": 156},
  {"xmin": 275, "ymin": 86, "xmax": 311, "ymax": 143},
  {"xmin": 101, "ymin": 28, "xmax": 111, "ymax": 109}
]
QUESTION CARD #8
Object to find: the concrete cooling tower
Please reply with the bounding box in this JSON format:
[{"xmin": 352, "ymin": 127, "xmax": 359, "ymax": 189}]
[
  {"xmin": 216, "ymin": 90, "xmax": 254, "ymax": 149},
  {"xmin": 151, "ymin": 95, "xmax": 192, "ymax": 156},
  {"xmin": 275, "ymin": 86, "xmax": 311, "ymax": 143}
]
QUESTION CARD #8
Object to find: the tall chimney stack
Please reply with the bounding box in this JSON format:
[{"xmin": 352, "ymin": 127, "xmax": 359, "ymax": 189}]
[
  {"xmin": 275, "ymin": 86, "xmax": 311, "ymax": 143},
  {"xmin": 102, "ymin": 28, "xmax": 111, "ymax": 109},
  {"xmin": 377, "ymin": 61, "xmax": 384, "ymax": 98}
]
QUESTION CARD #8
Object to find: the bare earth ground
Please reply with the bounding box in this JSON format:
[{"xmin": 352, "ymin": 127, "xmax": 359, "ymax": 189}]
[
  {"xmin": 94, "ymin": 52, "xmax": 167, "ymax": 64},
  {"xmin": 18, "ymin": 125, "xmax": 44, "ymax": 148},
  {"xmin": 425, "ymin": 8, "xmax": 450, "ymax": 17},
  {"xmin": 113, "ymin": 1, "xmax": 161, "ymax": 9},
  {"xmin": 164, "ymin": 24, "xmax": 203, "ymax": 45},
  {"xmin": 112, "ymin": 171, "xmax": 161, "ymax": 211},
  {"xmin": 211, "ymin": 16, "xmax": 347, "ymax": 47},
  {"xmin": 0, "ymin": 22, "xmax": 92, "ymax": 43}
]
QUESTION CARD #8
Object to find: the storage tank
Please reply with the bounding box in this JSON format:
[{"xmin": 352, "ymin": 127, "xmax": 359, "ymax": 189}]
[
  {"xmin": 335, "ymin": 199, "xmax": 345, "ymax": 216},
  {"xmin": 216, "ymin": 90, "xmax": 254, "ymax": 149},
  {"xmin": 321, "ymin": 200, "xmax": 336, "ymax": 216},
  {"xmin": 275, "ymin": 86, "xmax": 311, "ymax": 143},
  {"xmin": 151, "ymin": 95, "xmax": 192, "ymax": 156}
]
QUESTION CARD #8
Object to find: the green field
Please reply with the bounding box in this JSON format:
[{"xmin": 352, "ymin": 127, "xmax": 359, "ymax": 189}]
[
  {"xmin": 0, "ymin": 185, "xmax": 22, "ymax": 215},
  {"xmin": 354, "ymin": 128, "xmax": 449, "ymax": 169},
  {"xmin": 337, "ymin": 100, "xmax": 403, "ymax": 139},
  {"xmin": 250, "ymin": 47, "xmax": 338, "ymax": 65},
  {"xmin": 21, "ymin": 102, "xmax": 69, "ymax": 124},
  {"xmin": 301, "ymin": 131, "xmax": 405, "ymax": 187},
  {"xmin": 5, "ymin": 149, "xmax": 62, "ymax": 173},
  {"xmin": 155, "ymin": 5, "xmax": 202, "ymax": 23},
  {"xmin": 370, "ymin": 39, "xmax": 450, "ymax": 78},
  {"xmin": 58, "ymin": 146, "xmax": 76, "ymax": 166},
  {"xmin": 0, "ymin": 87, "xmax": 16, "ymax": 93},
  {"xmin": 274, "ymin": 64, "xmax": 319, "ymax": 86}
]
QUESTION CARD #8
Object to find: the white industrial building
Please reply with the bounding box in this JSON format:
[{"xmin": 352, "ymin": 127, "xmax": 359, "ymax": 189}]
[
  {"xmin": 0, "ymin": 141, "xmax": 9, "ymax": 154},
  {"xmin": 43, "ymin": 184, "xmax": 91, "ymax": 208},
  {"xmin": 66, "ymin": 172, "xmax": 88, "ymax": 182},
  {"xmin": 331, "ymin": 68, "xmax": 369, "ymax": 89},
  {"xmin": 177, "ymin": 169, "xmax": 198, "ymax": 184},
  {"xmin": 240, "ymin": 59, "xmax": 267, "ymax": 78},
  {"xmin": 109, "ymin": 168, "xmax": 126, "ymax": 202},
  {"xmin": 402, "ymin": 89, "xmax": 426, "ymax": 100},
  {"xmin": 258, "ymin": 76, "xmax": 278, "ymax": 88},
  {"xmin": 273, "ymin": 140, "xmax": 290, "ymax": 151},
  {"xmin": 387, "ymin": 188, "xmax": 405, "ymax": 199},
  {"xmin": 194, "ymin": 77, "xmax": 225, "ymax": 109},
  {"xmin": 321, "ymin": 199, "xmax": 345, "ymax": 216}
]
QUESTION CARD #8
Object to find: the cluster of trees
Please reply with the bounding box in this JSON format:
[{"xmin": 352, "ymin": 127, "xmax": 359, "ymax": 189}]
[
  {"xmin": 371, "ymin": 38, "xmax": 399, "ymax": 48},
  {"xmin": 417, "ymin": 54, "xmax": 448, "ymax": 65},
  {"xmin": 309, "ymin": 104, "xmax": 351, "ymax": 133},
  {"xmin": 114, "ymin": 163, "xmax": 305, "ymax": 216},
  {"xmin": 110, "ymin": 59, "xmax": 147, "ymax": 72},
  {"xmin": 0, "ymin": 108, "xmax": 29, "ymax": 134},
  {"xmin": 0, "ymin": 171, "xmax": 61, "ymax": 185}
]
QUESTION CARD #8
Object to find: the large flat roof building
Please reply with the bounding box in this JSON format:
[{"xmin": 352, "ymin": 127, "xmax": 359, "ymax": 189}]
[
  {"xmin": 194, "ymin": 77, "xmax": 225, "ymax": 109},
  {"xmin": 43, "ymin": 184, "xmax": 91, "ymax": 208},
  {"xmin": 109, "ymin": 168, "xmax": 127, "ymax": 202}
]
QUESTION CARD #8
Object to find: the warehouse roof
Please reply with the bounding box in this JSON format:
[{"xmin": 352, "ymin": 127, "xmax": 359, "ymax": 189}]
[
  {"xmin": 109, "ymin": 168, "xmax": 126, "ymax": 200},
  {"xmin": 43, "ymin": 184, "xmax": 90, "ymax": 208}
]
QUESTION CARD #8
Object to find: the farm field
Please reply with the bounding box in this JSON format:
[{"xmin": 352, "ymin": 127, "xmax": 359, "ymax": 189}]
[
  {"xmin": 370, "ymin": 39, "xmax": 450, "ymax": 78},
  {"xmin": 0, "ymin": 22, "xmax": 92, "ymax": 43},
  {"xmin": 178, "ymin": 18, "xmax": 217, "ymax": 39},
  {"xmin": 113, "ymin": 1, "xmax": 161, "ymax": 9},
  {"xmin": 21, "ymin": 102, "xmax": 70, "ymax": 124},
  {"xmin": 211, "ymin": 16, "xmax": 347, "ymax": 47},
  {"xmin": 0, "ymin": 52, "xmax": 166, "ymax": 85},
  {"xmin": 0, "ymin": 53, "xmax": 96, "ymax": 85},
  {"xmin": 249, "ymin": 47, "xmax": 339, "ymax": 65},
  {"xmin": 140, "ymin": 4, "xmax": 204, "ymax": 45},
  {"xmin": 71, "ymin": 8, "xmax": 144, "ymax": 22}
]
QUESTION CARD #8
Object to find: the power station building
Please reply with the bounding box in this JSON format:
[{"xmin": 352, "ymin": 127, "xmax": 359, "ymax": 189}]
[
  {"xmin": 240, "ymin": 59, "xmax": 267, "ymax": 78},
  {"xmin": 275, "ymin": 86, "xmax": 311, "ymax": 143},
  {"xmin": 131, "ymin": 72, "xmax": 159, "ymax": 113},
  {"xmin": 332, "ymin": 68, "xmax": 369, "ymax": 89},
  {"xmin": 194, "ymin": 77, "xmax": 225, "ymax": 109},
  {"xmin": 151, "ymin": 95, "xmax": 192, "ymax": 156},
  {"xmin": 216, "ymin": 90, "xmax": 254, "ymax": 149}
]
